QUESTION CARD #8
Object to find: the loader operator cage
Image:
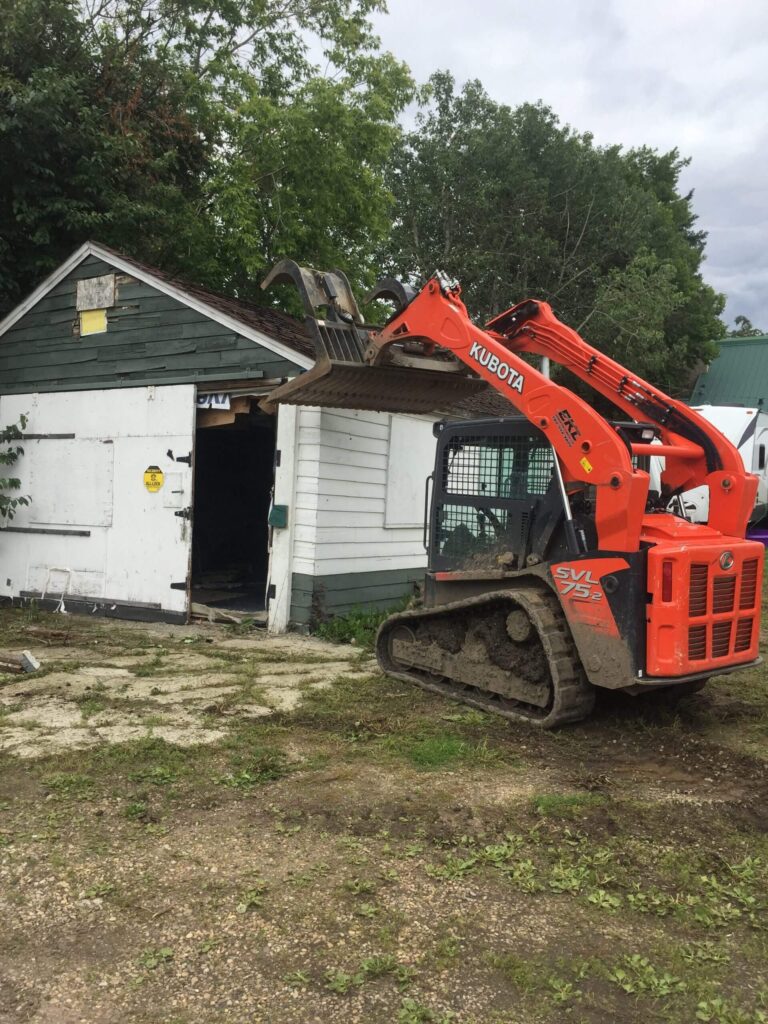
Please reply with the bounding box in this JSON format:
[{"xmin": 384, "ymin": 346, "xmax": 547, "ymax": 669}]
[{"xmin": 429, "ymin": 418, "xmax": 555, "ymax": 572}]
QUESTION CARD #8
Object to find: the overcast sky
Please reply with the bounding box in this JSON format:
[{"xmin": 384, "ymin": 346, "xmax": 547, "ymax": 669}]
[{"xmin": 373, "ymin": 0, "xmax": 768, "ymax": 333}]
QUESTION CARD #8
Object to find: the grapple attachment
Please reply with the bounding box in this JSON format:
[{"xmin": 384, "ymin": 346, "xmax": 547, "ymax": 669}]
[{"xmin": 259, "ymin": 261, "xmax": 489, "ymax": 415}]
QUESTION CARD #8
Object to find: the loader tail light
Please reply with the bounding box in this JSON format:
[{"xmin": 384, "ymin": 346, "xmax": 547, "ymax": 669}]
[{"xmin": 662, "ymin": 560, "xmax": 673, "ymax": 602}]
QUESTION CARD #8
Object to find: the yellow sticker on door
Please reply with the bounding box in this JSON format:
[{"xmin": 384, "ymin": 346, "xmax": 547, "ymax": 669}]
[
  {"xmin": 579, "ymin": 456, "xmax": 593, "ymax": 474},
  {"xmin": 144, "ymin": 465, "xmax": 164, "ymax": 492}
]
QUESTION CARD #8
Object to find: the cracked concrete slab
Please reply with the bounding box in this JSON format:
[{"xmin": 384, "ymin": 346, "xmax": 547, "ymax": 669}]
[{"xmin": 0, "ymin": 621, "xmax": 374, "ymax": 758}]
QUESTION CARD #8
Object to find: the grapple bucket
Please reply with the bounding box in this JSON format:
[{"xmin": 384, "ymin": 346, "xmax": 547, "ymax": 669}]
[{"xmin": 258, "ymin": 261, "xmax": 490, "ymax": 416}]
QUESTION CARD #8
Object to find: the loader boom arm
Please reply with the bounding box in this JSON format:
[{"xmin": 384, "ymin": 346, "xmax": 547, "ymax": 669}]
[{"xmin": 367, "ymin": 275, "xmax": 756, "ymax": 552}]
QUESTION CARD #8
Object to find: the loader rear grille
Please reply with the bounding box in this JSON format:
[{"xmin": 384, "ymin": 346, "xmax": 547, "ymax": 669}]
[
  {"xmin": 689, "ymin": 564, "xmax": 708, "ymax": 616},
  {"xmin": 712, "ymin": 575, "xmax": 736, "ymax": 614},
  {"xmin": 688, "ymin": 625, "xmax": 707, "ymax": 661},
  {"xmin": 735, "ymin": 618, "xmax": 755, "ymax": 653},
  {"xmin": 711, "ymin": 621, "xmax": 733, "ymax": 658},
  {"xmin": 740, "ymin": 558, "xmax": 759, "ymax": 609},
  {"xmin": 685, "ymin": 557, "xmax": 760, "ymax": 663}
]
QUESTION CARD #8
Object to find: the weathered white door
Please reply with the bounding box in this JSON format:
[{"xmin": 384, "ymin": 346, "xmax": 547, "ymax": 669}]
[{"xmin": 0, "ymin": 385, "xmax": 196, "ymax": 619}]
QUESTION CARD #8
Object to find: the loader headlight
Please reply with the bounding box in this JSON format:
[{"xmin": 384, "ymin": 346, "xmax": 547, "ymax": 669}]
[{"xmin": 719, "ymin": 551, "xmax": 734, "ymax": 570}]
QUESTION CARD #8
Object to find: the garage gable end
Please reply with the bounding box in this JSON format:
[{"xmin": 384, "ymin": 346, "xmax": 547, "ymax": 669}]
[{"xmin": 0, "ymin": 245, "xmax": 310, "ymax": 396}]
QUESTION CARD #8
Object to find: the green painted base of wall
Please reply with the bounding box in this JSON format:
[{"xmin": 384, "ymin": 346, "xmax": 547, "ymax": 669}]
[{"xmin": 290, "ymin": 567, "xmax": 424, "ymax": 628}]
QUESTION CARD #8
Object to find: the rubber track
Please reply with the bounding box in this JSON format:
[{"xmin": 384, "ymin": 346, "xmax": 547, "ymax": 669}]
[{"xmin": 376, "ymin": 587, "xmax": 595, "ymax": 729}]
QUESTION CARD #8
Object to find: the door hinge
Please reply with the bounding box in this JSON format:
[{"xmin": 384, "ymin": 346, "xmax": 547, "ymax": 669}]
[
  {"xmin": 170, "ymin": 580, "xmax": 189, "ymax": 591},
  {"xmin": 174, "ymin": 506, "xmax": 193, "ymax": 520},
  {"xmin": 274, "ymin": 449, "xmax": 281, "ymax": 468},
  {"xmin": 267, "ymin": 583, "xmax": 276, "ymax": 600},
  {"xmin": 176, "ymin": 452, "xmax": 192, "ymax": 466}
]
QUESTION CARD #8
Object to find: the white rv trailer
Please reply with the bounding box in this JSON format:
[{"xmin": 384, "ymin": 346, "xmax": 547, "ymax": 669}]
[{"xmin": 650, "ymin": 405, "xmax": 768, "ymax": 525}]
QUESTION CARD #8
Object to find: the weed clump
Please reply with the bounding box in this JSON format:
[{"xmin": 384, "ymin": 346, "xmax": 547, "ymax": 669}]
[
  {"xmin": 315, "ymin": 597, "xmax": 411, "ymax": 650},
  {"xmin": 531, "ymin": 792, "xmax": 607, "ymax": 819},
  {"xmin": 217, "ymin": 748, "xmax": 289, "ymax": 789}
]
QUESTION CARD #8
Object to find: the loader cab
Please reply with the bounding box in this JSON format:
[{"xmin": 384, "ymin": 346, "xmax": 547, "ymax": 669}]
[
  {"xmin": 427, "ymin": 417, "xmax": 662, "ymax": 576},
  {"xmin": 429, "ymin": 417, "xmax": 563, "ymax": 574}
]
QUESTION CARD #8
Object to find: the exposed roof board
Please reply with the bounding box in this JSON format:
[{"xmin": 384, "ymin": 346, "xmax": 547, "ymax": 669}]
[{"xmin": 691, "ymin": 336, "xmax": 768, "ymax": 408}]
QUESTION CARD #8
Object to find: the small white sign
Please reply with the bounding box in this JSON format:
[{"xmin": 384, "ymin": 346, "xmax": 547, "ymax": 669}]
[{"xmin": 196, "ymin": 393, "xmax": 231, "ymax": 410}]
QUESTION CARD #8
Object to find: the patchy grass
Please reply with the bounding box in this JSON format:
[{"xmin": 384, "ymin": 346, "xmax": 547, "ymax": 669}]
[
  {"xmin": 1, "ymin": 601, "xmax": 768, "ymax": 1023},
  {"xmin": 41, "ymin": 771, "xmax": 95, "ymax": 798},
  {"xmin": 383, "ymin": 732, "xmax": 503, "ymax": 770}
]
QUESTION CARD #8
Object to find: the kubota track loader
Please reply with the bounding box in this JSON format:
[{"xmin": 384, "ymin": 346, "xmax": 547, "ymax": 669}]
[{"xmin": 261, "ymin": 262, "xmax": 764, "ymax": 727}]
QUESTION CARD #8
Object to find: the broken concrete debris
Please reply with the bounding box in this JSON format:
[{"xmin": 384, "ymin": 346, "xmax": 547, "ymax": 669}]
[{"xmin": 0, "ymin": 650, "xmax": 41, "ymax": 674}]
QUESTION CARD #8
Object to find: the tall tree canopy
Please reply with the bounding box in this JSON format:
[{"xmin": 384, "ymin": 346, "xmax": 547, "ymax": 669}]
[
  {"xmin": 727, "ymin": 315, "xmax": 764, "ymax": 337},
  {"xmin": 382, "ymin": 72, "xmax": 724, "ymax": 395},
  {"xmin": 1, "ymin": 20, "xmax": 729, "ymax": 395},
  {"xmin": 0, "ymin": 0, "xmax": 413, "ymax": 315}
]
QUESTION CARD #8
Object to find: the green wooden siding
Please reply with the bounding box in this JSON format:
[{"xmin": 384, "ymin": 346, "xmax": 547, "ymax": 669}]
[
  {"xmin": 290, "ymin": 567, "xmax": 423, "ymax": 628},
  {"xmin": 0, "ymin": 255, "xmax": 304, "ymax": 394}
]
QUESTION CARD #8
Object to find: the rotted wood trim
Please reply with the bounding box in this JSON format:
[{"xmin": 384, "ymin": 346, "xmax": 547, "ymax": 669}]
[{"xmin": 9, "ymin": 593, "xmax": 185, "ymax": 624}]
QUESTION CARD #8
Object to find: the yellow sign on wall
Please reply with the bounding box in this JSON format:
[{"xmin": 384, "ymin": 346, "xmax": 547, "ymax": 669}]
[
  {"xmin": 80, "ymin": 308, "xmax": 107, "ymax": 335},
  {"xmin": 144, "ymin": 465, "xmax": 164, "ymax": 492}
]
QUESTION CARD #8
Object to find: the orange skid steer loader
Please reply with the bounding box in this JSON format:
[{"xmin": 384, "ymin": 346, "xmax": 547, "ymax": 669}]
[{"xmin": 260, "ymin": 261, "xmax": 763, "ymax": 727}]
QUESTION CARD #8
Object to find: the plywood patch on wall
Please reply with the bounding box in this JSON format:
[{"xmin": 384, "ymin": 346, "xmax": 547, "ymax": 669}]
[{"xmin": 29, "ymin": 438, "xmax": 115, "ymax": 527}]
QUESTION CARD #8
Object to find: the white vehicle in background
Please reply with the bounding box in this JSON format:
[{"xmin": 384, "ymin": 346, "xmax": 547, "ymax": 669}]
[{"xmin": 650, "ymin": 405, "xmax": 768, "ymax": 526}]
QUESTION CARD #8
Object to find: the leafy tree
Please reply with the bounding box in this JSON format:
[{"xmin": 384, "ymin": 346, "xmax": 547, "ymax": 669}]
[
  {"xmin": 382, "ymin": 72, "xmax": 723, "ymax": 395},
  {"xmin": 0, "ymin": 0, "xmax": 213, "ymax": 312},
  {"xmin": 0, "ymin": 416, "xmax": 29, "ymax": 520},
  {"xmin": 204, "ymin": 47, "xmax": 413, "ymax": 297},
  {"xmin": 727, "ymin": 315, "xmax": 764, "ymax": 337},
  {"xmin": 0, "ymin": 0, "xmax": 413, "ymax": 315}
]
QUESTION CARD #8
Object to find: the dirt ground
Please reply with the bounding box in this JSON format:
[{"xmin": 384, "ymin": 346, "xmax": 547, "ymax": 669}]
[{"xmin": 1, "ymin": 604, "xmax": 767, "ymax": 1024}]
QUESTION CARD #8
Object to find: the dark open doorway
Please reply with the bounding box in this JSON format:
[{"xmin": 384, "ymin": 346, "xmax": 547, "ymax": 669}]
[{"xmin": 191, "ymin": 402, "xmax": 276, "ymax": 617}]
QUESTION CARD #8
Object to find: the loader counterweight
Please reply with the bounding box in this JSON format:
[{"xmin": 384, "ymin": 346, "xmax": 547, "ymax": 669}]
[{"xmin": 643, "ymin": 523, "xmax": 763, "ymax": 676}]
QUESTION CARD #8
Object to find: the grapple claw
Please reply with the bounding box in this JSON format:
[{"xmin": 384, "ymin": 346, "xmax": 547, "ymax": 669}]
[
  {"xmin": 260, "ymin": 259, "xmax": 363, "ymax": 324},
  {"xmin": 259, "ymin": 260, "xmax": 489, "ymax": 416},
  {"xmin": 364, "ymin": 277, "xmax": 417, "ymax": 313}
]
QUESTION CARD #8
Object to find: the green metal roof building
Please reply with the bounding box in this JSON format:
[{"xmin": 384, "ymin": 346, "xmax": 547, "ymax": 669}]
[{"xmin": 691, "ymin": 336, "xmax": 768, "ymax": 408}]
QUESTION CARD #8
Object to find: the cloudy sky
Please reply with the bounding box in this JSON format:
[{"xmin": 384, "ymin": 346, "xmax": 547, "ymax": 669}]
[{"xmin": 373, "ymin": 0, "xmax": 768, "ymax": 332}]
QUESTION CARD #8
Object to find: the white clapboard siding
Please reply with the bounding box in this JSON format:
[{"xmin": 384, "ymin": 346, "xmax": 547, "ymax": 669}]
[
  {"xmin": 295, "ymin": 477, "xmax": 388, "ymax": 499},
  {"xmin": 291, "ymin": 406, "xmax": 436, "ymax": 577}
]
